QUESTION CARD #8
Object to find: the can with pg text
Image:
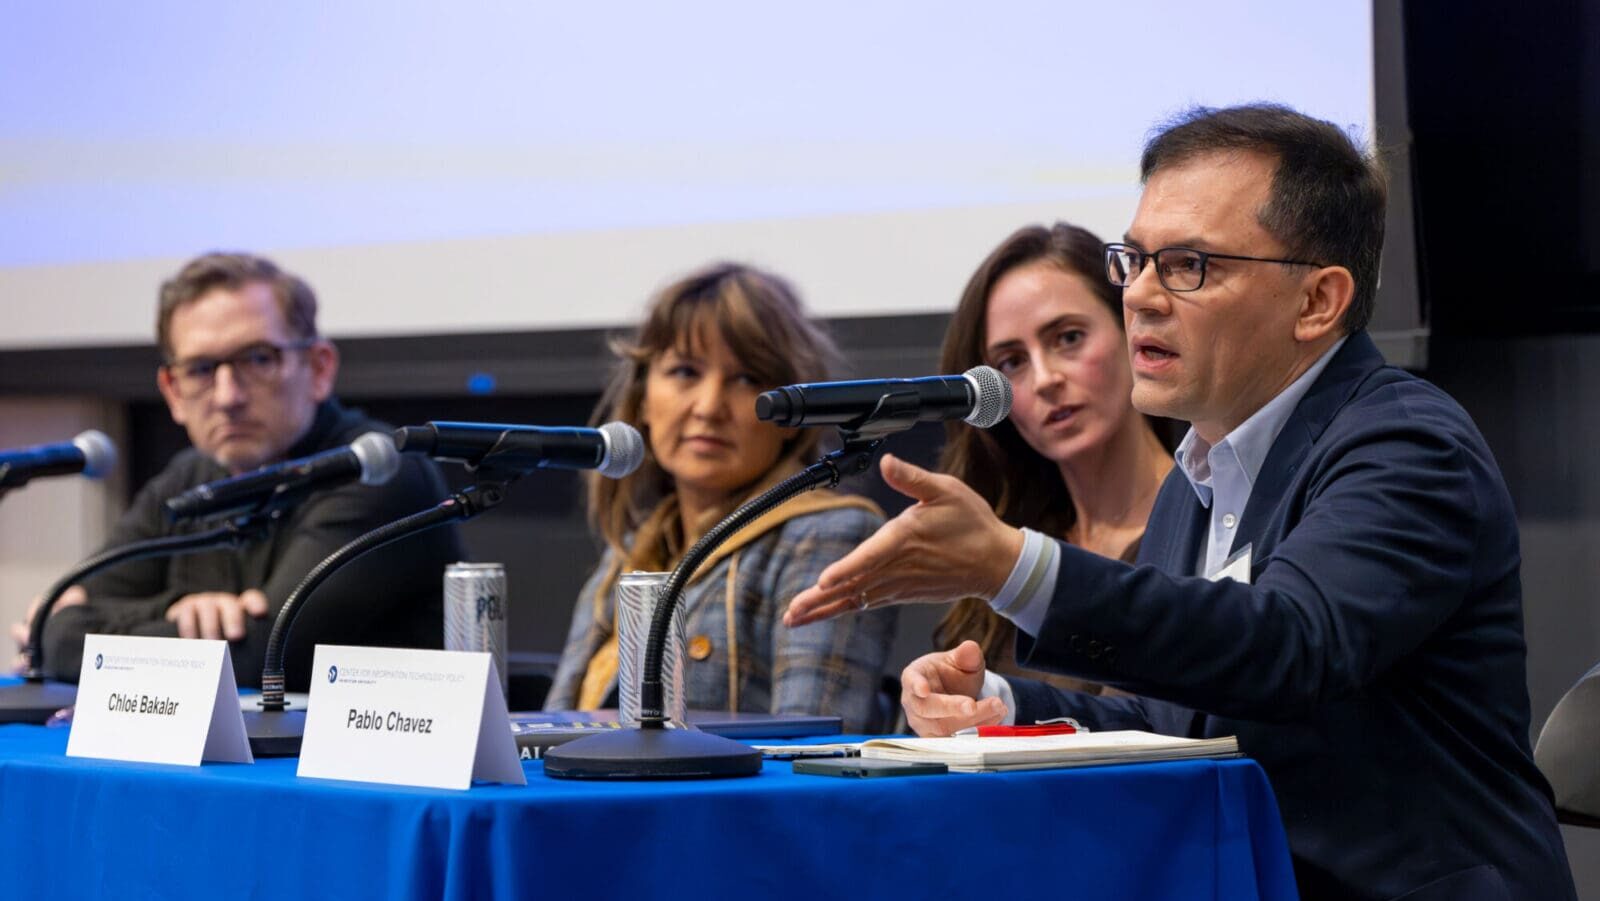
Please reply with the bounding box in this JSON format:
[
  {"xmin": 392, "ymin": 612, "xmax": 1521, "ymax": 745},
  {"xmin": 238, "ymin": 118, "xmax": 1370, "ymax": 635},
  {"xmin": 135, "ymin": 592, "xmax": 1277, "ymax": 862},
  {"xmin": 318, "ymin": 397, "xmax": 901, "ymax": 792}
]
[{"xmin": 444, "ymin": 562, "xmax": 508, "ymax": 698}]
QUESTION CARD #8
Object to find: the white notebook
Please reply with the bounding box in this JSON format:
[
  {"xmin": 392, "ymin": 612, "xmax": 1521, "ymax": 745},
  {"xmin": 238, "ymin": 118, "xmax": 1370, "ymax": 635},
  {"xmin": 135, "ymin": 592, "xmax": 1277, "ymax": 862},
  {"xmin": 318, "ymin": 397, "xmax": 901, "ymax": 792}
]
[{"xmin": 859, "ymin": 730, "xmax": 1239, "ymax": 773}]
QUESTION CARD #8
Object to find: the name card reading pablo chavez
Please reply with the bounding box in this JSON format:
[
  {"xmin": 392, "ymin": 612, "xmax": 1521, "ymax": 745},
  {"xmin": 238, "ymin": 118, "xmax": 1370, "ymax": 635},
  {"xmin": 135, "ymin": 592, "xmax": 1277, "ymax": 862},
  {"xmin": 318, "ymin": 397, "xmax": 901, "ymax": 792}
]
[
  {"xmin": 296, "ymin": 645, "xmax": 524, "ymax": 790},
  {"xmin": 67, "ymin": 634, "xmax": 252, "ymax": 766}
]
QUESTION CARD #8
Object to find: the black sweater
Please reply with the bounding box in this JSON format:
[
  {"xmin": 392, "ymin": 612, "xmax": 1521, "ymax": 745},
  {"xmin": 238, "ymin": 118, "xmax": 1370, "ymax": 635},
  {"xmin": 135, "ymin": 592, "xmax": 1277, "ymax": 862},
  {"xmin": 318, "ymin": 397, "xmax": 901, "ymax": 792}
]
[{"xmin": 42, "ymin": 400, "xmax": 465, "ymax": 691}]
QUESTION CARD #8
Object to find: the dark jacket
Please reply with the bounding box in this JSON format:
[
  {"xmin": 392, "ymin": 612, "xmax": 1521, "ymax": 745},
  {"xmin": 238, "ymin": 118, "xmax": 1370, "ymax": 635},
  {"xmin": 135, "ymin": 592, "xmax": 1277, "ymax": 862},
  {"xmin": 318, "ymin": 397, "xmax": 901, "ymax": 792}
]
[
  {"xmin": 1006, "ymin": 333, "xmax": 1574, "ymax": 901},
  {"xmin": 42, "ymin": 400, "xmax": 464, "ymax": 691}
]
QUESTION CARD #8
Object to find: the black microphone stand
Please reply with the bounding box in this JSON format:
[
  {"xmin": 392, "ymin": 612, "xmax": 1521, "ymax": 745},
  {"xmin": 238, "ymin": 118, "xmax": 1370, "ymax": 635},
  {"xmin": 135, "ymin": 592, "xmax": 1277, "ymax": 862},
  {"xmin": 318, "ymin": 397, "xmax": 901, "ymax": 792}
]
[
  {"xmin": 0, "ymin": 510, "xmax": 280, "ymax": 724},
  {"xmin": 545, "ymin": 394, "xmax": 924, "ymax": 779},
  {"xmin": 243, "ymin": 479, "xmax": 512, "ymax": 756}
]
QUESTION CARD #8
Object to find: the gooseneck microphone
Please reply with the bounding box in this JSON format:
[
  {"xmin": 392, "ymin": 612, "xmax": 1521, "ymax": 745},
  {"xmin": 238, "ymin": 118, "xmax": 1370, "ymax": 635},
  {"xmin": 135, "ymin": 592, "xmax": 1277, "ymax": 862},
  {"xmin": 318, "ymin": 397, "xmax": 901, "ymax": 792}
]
[
  {"xmin": 394, "ymin": 421, "xmax": 644, "ymax": 479},
  {"xmin": 246, "ymin": 480, "xmax": 510, "ymax": 756},
  {"xmin": 247, "ymin": 420, "xmax": 642, "ymax": 755},
  {"xmin": 755, "ymin": 366, "xmax": 1012, "ymax": 431},
  {"xmin": 544, "ymin": 372, "xmax": 1004, "ymax": 780},
  {"xmin": 5, "ymin": 482, "xmax": 289, "ymax": 724},
  {"xmin": 0, "ymin": 430, "xmax": 118, "ymax": 490},
  {"xmin": 163, "ymin": 432, "xmax": 401, "ymax": 522}
]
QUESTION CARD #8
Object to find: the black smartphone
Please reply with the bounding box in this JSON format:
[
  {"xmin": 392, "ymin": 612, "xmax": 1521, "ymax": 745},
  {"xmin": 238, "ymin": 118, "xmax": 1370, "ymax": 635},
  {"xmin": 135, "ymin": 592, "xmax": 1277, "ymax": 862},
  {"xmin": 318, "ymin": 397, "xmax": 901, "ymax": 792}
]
[{"xmin": 792, "ymin": 757, "xmax": 948, "ymax": 778}]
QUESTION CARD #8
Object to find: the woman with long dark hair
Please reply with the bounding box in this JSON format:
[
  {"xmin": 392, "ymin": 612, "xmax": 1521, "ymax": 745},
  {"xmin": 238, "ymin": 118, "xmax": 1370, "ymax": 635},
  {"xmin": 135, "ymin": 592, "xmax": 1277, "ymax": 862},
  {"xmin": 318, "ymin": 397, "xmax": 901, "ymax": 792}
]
[{"xmin": 932, "ymin": 223, "xmax": 1175, "ymax": 694}]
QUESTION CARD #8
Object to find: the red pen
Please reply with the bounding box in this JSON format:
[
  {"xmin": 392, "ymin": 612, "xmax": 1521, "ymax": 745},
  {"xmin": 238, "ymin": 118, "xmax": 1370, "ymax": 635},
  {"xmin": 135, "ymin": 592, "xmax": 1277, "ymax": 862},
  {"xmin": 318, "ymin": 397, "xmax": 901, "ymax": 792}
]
[{"xmin": 956, "ymin": 718, "xmax": 1082, "ymax": 737}]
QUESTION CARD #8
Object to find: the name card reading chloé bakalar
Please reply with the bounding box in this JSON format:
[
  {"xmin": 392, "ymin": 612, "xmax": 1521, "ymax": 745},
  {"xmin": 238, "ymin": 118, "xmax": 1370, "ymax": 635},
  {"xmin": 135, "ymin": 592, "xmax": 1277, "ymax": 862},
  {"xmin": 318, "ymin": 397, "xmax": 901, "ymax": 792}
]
[
  {"xmin": 67, "ymin": 634, "xmax": 253, "ymax": 766},
  {"xmin": 296, "ymin": 645, "xmax": 524, "ymax": 790}
]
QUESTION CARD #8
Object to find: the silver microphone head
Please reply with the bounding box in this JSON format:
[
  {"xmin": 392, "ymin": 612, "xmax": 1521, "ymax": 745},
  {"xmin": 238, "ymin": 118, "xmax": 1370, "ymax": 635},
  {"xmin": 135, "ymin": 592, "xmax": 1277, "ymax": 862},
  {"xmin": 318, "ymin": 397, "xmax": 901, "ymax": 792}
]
[
  {"xmin": 596, "ymin": 421, "xmax": 645, "ymax": 479},
  {"xmin": 350, "ymin": 431, "xmax": 402, "ymax": 485},
  {"xmin": 961, "ymin": 365, "xmax": 1012, "ymax": 429},
  {"xmin": 71, "ymin": 430, "xmax": 118, "ymax": 479}
]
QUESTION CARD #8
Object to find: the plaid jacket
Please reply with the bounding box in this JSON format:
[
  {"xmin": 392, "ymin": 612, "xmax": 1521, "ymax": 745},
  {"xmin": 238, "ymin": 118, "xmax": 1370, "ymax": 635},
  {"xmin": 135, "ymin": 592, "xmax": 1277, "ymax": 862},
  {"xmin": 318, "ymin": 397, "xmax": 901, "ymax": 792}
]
[{"xmin": 545, "ymin": 505, "xmax": 897, "ymax": 733}]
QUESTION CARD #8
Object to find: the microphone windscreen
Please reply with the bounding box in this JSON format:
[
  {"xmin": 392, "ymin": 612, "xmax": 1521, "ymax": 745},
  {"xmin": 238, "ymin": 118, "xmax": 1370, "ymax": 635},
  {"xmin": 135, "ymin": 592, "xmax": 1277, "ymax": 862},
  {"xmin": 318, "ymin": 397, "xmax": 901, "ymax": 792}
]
[
  {"xmin": 962, "ymin": 366, "xmax": 1012, "ymax": 429},
  {"xmin": 350, "ymin": 431, "xmax": 402, "ymax": 485},
  {"xmin": 72, "ymin": 430, "xmax": 118, "ymax": 479},
  {"xmin": 597, "ymin": 421, "xmax": 645, "ymax": 478}
]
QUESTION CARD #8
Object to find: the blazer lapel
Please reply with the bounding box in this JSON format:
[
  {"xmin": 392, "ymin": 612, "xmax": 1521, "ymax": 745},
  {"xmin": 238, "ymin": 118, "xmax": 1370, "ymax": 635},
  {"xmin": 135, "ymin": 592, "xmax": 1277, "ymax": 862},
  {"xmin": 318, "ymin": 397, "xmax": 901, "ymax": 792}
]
[
  {"xmin": 1235, "ymin": 416, "xmax": 1311, "ymax": 560},
  {"xmin": 1235, "ymin": 332, "xmax": 1389, "ymax": 558},
  {"xmin": 1142, "ymin": 468, "xmax": 1209, "ymax": 577}
]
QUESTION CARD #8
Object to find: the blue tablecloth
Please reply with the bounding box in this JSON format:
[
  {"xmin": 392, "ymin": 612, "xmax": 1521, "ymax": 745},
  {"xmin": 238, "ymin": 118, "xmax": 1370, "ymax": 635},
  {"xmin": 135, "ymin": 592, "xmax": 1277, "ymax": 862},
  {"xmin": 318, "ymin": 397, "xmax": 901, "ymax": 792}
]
[{"xmin": 0, "ymin": 723, "xmax": 1298, "ymax": 900}]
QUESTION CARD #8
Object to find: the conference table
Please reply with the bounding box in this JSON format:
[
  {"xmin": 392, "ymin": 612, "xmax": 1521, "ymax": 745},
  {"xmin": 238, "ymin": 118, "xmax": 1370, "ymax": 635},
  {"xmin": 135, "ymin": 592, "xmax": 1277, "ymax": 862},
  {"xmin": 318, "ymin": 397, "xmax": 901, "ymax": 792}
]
[{"xmin": 0, "ymin": 713, "xmax": 1298, "ymax": 900}]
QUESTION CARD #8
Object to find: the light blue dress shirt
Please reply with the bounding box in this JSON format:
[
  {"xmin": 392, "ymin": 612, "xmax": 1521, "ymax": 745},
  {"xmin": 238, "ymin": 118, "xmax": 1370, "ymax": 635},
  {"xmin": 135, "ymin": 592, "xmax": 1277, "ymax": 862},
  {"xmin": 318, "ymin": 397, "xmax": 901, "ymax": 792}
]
[{"xmin": 979, "ymin": 338, "xmax": 1347, "ymax": 720}]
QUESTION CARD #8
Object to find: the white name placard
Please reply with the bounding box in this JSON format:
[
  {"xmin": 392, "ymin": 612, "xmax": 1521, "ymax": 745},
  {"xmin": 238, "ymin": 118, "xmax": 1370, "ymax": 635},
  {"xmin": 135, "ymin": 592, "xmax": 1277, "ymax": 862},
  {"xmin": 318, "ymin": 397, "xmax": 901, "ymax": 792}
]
[
  {"xmin": 67, "ymin": 634, "xmax": 253, "ymax": 766},
  {"xmin": 296, "ymin": 645, "xmax": 524, "ymax": 790}
]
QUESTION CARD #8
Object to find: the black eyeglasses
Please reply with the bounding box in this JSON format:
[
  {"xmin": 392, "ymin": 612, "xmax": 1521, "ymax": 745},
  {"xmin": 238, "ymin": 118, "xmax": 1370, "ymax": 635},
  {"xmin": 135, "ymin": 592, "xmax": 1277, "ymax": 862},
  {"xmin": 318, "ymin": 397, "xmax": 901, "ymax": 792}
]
[
  {"xmin": 164, "ymin": 340, "xmax": 315, "ymax": 398},
  {"xmin": 1103, "ymin": 243, "xmax": 1325, "ymax": 293}
]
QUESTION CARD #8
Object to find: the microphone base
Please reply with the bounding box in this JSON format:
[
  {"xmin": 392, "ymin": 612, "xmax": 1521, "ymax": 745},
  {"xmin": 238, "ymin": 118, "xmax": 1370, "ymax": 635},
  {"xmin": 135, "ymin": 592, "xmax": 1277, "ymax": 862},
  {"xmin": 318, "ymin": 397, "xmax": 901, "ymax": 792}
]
[
  {"xmin": 0, "ymin": 679, "xmax": 77, "ymax": 724},
  {"xmin": 542, "ymin": 726, "xmax": 762, "ymax": 780},
  {"xmin": 243, "ymin": 707, "xmax": 307, "ymax": 757}
]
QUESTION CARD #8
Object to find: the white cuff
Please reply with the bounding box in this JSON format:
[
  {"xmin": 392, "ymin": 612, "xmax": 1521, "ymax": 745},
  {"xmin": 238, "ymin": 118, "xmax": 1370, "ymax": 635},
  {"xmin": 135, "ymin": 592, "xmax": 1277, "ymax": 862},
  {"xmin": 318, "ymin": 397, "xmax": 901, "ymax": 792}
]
[
  {"xmin": 979, "ymin": 669, "xmax": 1017, "ymax": 726},
  {"xmin": 989, "ymin": 527, "xmax": 1059, "ymax": 638}
]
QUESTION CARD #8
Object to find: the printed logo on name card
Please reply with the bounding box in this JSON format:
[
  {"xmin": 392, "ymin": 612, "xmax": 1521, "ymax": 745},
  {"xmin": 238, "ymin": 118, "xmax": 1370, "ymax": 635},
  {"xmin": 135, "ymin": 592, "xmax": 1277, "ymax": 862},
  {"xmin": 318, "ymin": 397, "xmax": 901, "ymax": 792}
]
[
  {"xmin": 297, "ymin": 645, "xmax": 524, "ymax": 790},
  {"xmin": 68, "ymin": 634, "xmax": 252, "ymax": 767}
]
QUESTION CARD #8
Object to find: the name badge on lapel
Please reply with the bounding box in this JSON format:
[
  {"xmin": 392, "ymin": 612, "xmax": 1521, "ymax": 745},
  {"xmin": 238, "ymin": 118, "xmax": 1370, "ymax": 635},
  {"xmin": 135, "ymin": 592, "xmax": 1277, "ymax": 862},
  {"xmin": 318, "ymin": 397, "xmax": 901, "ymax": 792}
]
[{"xmin": 1208, "ymin": 543, "xmax": 1253, "ymax": 585}]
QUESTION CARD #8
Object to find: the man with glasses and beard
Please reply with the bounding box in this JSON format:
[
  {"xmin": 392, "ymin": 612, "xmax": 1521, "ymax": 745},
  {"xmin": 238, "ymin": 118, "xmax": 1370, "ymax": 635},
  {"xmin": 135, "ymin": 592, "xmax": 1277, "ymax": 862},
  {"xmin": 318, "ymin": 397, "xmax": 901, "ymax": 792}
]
[
  {"xmin": 785, "ymin": 105, "xmax": 1575, "ymax": 900},
  {"xmin": 9, "ymin": 252, "xmax": 463, "ymax": 692}
]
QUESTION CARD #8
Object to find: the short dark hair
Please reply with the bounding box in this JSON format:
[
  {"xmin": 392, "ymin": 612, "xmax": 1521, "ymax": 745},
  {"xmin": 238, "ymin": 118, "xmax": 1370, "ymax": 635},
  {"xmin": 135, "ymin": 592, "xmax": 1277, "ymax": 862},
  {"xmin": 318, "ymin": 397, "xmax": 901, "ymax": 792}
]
[
  {"xmin": 1140, "ymin": 103, "xmax": 1387, "ymax": 333},
  {"xmin": 157, "ymin": 252, "xmax": 319, "ymax": 359}
]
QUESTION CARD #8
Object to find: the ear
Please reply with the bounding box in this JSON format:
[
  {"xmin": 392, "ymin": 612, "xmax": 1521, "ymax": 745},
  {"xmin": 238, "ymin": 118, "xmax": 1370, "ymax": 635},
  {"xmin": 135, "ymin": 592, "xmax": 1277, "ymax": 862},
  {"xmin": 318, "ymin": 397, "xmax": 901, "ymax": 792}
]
[
  {"xmin": 1293, "ymin": 265, "xmax": 1355, "ymax": 343},
  {"xmin": 156, "ymin": 366, "xmax": 189, "ymax": 426},
  {"xmin": 306, "ymin": 340, "xmax": 340, "ymax": 403}
]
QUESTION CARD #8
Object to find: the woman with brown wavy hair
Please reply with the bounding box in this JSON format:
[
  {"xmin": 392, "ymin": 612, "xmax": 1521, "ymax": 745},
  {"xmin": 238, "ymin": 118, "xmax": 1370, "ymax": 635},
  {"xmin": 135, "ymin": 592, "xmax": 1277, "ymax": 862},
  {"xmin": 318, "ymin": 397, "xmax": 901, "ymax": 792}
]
[
  {"xmin": 932, "ymin": 223, "xmax": 1175, "ymax": 695},
  {"xmin": 544, "ymin": 262, "xmax": 896, "ymax": 732}
]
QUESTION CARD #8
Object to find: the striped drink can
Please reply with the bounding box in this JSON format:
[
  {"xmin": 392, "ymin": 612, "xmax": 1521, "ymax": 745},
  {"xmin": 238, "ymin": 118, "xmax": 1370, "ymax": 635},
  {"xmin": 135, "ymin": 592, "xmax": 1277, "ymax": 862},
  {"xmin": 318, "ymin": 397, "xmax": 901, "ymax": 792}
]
[
  {"xmin": 615, "ymin": 571, "xmax": 687, "ymax": 727},
  {"xmin": 444, "ymin": 562, "xmax": 508, "ymax": 697}
]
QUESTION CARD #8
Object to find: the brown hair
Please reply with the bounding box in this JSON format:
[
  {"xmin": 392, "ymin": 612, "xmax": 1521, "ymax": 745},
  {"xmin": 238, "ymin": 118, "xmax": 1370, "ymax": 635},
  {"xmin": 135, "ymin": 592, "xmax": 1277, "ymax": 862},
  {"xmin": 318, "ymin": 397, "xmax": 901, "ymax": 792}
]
[
  {"xmin": 157, "ymin": 252, "xmax": 318, "ymax": 359},
  {"xmin": 1140, "ymin": 103, "xmax": 1387, "ymax": 333},
  {"xmin": 588, "ymin": 262, "xmax": 843, "ymax": 555},
  {"xmin": 932, "ymin": 223, "xmax": 1177, "ymax": 656},
  {"xmin": 938, "ymin": 223, "xmax": 1129, "ymax": 535}
]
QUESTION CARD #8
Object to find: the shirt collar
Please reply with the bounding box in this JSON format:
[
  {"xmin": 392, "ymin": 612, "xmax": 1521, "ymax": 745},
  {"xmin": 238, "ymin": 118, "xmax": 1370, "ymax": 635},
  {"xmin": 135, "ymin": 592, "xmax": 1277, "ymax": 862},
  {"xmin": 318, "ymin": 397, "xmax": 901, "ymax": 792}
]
[{"xmin": 1174, "ymin": 336, "xmax": 1348, "ymax": 506}]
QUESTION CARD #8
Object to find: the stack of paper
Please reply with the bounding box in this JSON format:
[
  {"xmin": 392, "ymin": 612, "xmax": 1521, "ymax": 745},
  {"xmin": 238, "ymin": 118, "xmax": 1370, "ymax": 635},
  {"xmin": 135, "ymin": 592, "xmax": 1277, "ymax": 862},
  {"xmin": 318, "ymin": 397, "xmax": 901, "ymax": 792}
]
[{"xmin": 859, "ymin": 730, "xmax": 1239, "ymax": 773}]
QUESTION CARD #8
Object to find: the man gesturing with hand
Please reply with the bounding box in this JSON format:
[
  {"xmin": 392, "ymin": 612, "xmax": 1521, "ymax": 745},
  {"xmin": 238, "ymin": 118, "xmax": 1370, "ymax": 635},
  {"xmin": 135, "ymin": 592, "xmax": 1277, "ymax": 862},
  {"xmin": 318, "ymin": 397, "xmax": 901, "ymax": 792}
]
[
  {"xmin": 787, "ymin": 453, "xmax": 1021, "ymax": 623},
  {"xmin": 785, "ymin": 105, "xmax": 1574, "ymax": 901}
]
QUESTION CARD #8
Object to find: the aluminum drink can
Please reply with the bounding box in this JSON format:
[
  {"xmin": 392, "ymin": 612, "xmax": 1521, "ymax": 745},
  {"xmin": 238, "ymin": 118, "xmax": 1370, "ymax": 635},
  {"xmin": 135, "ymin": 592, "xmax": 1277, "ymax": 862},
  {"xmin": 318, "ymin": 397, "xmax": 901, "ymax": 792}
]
[
  {"xmin": 615, "ymin": 571, "xmax": 687, "ymax": 727},
  {"xmin": 444, "ymin": 562, "xmax": 508, "ymax": 697}
]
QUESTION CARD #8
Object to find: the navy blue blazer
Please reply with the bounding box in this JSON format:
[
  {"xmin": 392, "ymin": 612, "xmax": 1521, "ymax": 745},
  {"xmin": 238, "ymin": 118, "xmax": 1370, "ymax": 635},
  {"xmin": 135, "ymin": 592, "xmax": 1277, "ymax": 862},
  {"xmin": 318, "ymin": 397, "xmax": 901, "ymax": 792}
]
[{"xmin": 1008, "ymin": 333, "xmax": 1574, "ymax": 901}]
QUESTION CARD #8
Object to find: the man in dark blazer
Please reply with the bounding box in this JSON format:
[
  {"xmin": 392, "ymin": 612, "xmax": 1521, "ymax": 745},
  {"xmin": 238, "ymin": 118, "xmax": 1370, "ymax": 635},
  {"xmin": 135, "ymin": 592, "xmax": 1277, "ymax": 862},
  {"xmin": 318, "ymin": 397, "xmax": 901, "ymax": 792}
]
[{"xmin": 785, "ymin": 105, "xmax": 1575, "ymax": 900}]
